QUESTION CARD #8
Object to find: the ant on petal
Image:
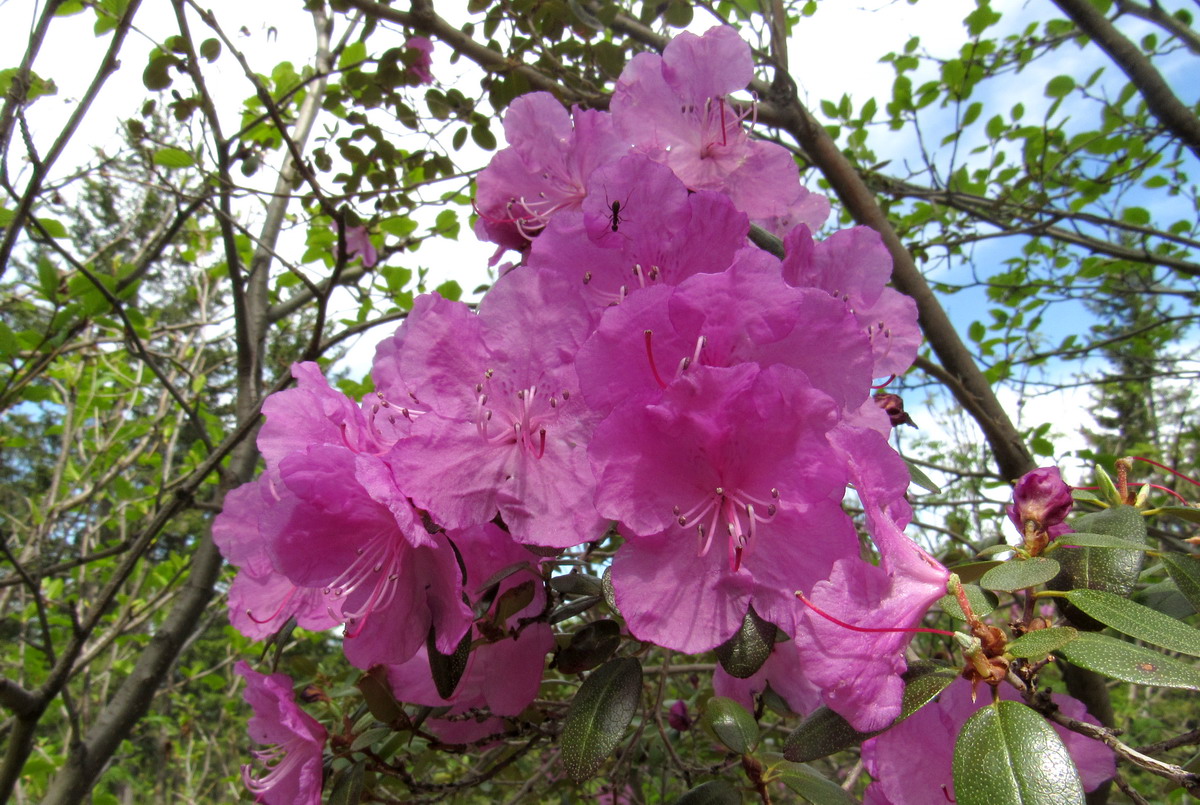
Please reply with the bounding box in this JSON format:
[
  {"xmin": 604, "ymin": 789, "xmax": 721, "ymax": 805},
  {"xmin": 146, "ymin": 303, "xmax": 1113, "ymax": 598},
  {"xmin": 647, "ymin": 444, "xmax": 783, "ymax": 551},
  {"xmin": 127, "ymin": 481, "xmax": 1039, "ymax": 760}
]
[{"xmin": 603, "ymin": 189, "xmax": 633, "ymax": 232}]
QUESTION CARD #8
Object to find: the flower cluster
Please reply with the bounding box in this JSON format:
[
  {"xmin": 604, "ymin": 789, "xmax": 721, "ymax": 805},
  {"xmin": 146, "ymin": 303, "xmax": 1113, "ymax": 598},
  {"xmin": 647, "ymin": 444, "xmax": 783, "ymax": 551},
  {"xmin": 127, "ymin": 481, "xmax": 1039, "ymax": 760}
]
[{"xmin": 219, "ymin": 25, "xmax": 953, "ymax": 797}]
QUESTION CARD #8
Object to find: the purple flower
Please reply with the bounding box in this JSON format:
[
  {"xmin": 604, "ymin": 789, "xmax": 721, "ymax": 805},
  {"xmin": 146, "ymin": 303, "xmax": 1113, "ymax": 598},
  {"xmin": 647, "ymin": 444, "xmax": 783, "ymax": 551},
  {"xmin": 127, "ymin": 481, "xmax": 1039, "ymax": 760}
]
[
  {"xmin": 1008, "ymin": 466, "xmax": 1074, "ymax": 542},
  {"xmin": 575, "ymin": 258, "xmax": 871, "ymax": 418},
  {"xmin": 861, "ymin": 676, "xmax": 1114, "ymax": 803},
  {"xmin": 667, "ymin": 700, "xmax": 693, "ymax": 732},
  {"xmin": 236, "ymin": 661, "xmax": 326, "ymax": 805},
  {"xmin": 214, "ymin": 362, "xmax": 408, "ymax": 641},
  {"xmin": 404, "ymin": 36, "xmax": 434, "ymax": 85}
]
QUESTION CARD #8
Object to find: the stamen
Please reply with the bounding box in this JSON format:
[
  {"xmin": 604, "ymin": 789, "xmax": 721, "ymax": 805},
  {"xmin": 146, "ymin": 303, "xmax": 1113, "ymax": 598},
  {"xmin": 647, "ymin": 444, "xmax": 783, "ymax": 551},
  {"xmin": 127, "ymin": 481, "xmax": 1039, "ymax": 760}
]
[
  {"xmin": 644, "ymin": 330, "xmax": 669, "ymax": 389},
  {"xmin": 795, "ymin": 591, "xmax": 955, "ymax": 637}
]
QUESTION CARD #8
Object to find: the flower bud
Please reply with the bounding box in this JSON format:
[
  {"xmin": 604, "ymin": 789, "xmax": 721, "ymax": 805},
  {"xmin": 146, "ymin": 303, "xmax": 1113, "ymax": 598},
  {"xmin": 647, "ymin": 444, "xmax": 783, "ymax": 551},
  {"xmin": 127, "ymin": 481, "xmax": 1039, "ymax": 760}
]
[
  {"xmin": 873, "ymin": 392, "xmax": 916, "ymax": 429},
  {"xmin": 1007, "ymin": 467, "xmax": 1073, "ymax": 550},
  {"xmin": 668, "ymin": 700, "xmax": 692, "ymax": 732}
]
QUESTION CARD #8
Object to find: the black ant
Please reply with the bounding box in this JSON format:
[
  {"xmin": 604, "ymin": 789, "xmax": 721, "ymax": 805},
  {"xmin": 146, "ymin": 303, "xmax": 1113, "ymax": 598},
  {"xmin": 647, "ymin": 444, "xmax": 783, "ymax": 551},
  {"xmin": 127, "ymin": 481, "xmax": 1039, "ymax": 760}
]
[{"xmin": 604, "ymin": 189, "xmax": 633, "ymax": 232}]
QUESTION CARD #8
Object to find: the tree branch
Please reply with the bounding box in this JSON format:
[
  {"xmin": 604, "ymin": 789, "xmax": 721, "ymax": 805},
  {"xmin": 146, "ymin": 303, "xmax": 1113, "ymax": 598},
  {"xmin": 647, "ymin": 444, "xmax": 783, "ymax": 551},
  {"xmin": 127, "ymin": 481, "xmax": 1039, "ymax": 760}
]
[{"xmin": 1052, "ymin": 0, "xmax": 1200, "ymax": 161}]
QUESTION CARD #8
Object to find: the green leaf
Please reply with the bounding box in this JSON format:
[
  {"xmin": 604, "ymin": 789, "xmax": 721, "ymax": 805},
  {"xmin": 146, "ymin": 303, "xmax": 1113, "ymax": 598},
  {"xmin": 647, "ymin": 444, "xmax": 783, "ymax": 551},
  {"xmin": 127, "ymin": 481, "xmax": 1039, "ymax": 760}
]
[
  {"xmin": 715, "ymin": 607, "xmax": 776, "ymax": 679},
  {"xmin": 36, "ymin": 218, "xmax": 67, "ymax": 238},
  {"xmin": 561, "ymin": 657, "xmax": 642, "ymax": 782},
  {"xmin": 939, "ymin": 584, "xmax": 998, "ymax": 622},
  {"xmin": 765, "ymin": 755, "xmax": 855, "ymax": 804},
  {"xmin": 471, "ymin": 124, "xmax": 497, "ymax": 151},
  {"xmin": 674, "ymin": 780, "xmax": 740, "ymax": 805},
  {"xmin": 1006, "ymin": 626, "xmax": 1078, "ymax": 659},
  {"xmin": 1056, "ymin": 632, "xmax": 1200, "ymax": 689},
  {"xmin": 1158, "ymin": 506, "xmax": 1200, "ymax": 524},
  {"xmin": 952, "ymin": 700, "xmax": 1084, "ymax": 804},
  {"xmin": 1163, "ymin": 553, "xmax": 1200, "ymax": 612},
  {"xmin": 1064, "ymin": 589, "xmax": 1200, "ymax": 657},
  {"xmin": 1051, "ymin": 506, "xmax": 1148, "ymax": 629},
  {"xmin": 199, "ymin": 38, "xmax": 221, "ymax": 62},
  {"xmin": 979, "ymin": 557, "xmax": 1061, "ymax": 592},
  {"xmin": 949, "ymin": 560, "xmax": 1004, "ymax": 584},
  {"xmin": 783, "ymin": 663, "xmax": 957, "ymax": 762},
  {"xmin": 434, "ymin": 280, "xmax": 461, "ymax": 301},
  {"xmin": 703, "ymin": 696, "xmax": 758, "ymax": 754},
  {"xmin": 1053, "ymin": 532, "xmax": 1152, "ymax": 551},
  {"xmin": 340, "ymin": 40, "xmax": 368, "ymax": 70},
  {"xmin": 152, "ymin": 147, "xmax": 194, "ymax": 169},
  {"xmin": 1044, "ymin": 75, "xmax": 1076, "ymax": 99},
  {"xmin": 904, "ymin": 458, "xmax": 941, "ymax": 493},
  {"xmin": 142, "ymin": 54, "xmax": 175, "ymax": 91}
]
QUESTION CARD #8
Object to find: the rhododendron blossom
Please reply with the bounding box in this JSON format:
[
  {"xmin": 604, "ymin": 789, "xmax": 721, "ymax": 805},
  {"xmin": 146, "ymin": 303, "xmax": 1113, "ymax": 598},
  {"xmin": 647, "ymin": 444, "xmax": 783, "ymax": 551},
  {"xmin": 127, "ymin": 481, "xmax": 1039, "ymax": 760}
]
[{"xmin": 236, "ymin": 662, "xmax": 327, "ymax": 805}]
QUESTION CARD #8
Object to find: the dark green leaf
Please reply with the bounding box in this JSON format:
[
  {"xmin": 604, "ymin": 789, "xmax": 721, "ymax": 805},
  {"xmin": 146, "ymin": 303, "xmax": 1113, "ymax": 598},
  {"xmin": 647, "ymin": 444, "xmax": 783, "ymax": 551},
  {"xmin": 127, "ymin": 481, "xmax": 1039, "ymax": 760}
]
[
  {"xmin": 356, "ymin": 666, "xmax": 412, "ymax": 730},
  {"xmin": 561, "ymin": 657, "xmax": 643, "ymax": 781},
  {"xmin": 1158, "ymin": 506, "xmax": 1200, "ymax": 524},
  {"xmin": 556, "ymin": 620, "xmax": 621, "ymax": 674},
  {"xmin": 949, "ymin": 560, "xmax": 1003, "ymax": 584},
  {"xmin": 1163, "ymin": 553, "xmax": 1200, "ymax": 612},
  {"xmin": 715, "ymin": 607, "xmax": 776, "ymax": 679},
  {"xmin": 427, "ymin": 625, "xmax": 472, "ymax": 700},
  {"xmin": 952, "ymin": 700, "xmax": 1084, "ymax": 804},
  {"xmin": 1056, "ymin": 632, "xmax": 1200, "ymax": 689},
  {"xmin": 1006, "ymin": 626, "xmax": 1078, "ymax": 659},
  {"xmin": 979, "ymin": 557, "xmax": 1061, "ymax": 591},
  {"xmin": 1051, "ymin": 506, "xmax": 1147, "ymax": 628},
  {"xmin": 1064, "ymin": 589, "xmax": 1200, "ymax": 656},
  {"xmin": 327, "ymin": 760, "xmax": 366, "ymax": 805},
  {"xmin": 471, "ymin": 124, "xmax": 497, "ymax": 151},
  {"xmin": 703, "ymin": 696, "xmax": 758, "ymax": 754}
]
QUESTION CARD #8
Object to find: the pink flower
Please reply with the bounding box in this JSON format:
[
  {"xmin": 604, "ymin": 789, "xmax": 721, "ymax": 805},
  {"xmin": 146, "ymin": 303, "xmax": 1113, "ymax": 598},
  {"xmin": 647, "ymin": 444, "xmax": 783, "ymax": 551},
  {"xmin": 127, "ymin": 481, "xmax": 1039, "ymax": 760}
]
[
  {"xmin": 612, "ymin": 26, "xmax": 826, "ymax": 226},
  {"xmin": 782, "ymin": 225, "xmax": 921, "ymax": 378},
  {"xmin": 861, "ymin": 676, "xmax": 1114, "ymax": 803},
  {"xmin": 377, "ymin": 269, "xmax": 606, "ymax": 548},
  {"xmin": 527, "ymin": 155, "xmax": 749, "ymax": 310},
  {"xmin": 343, "ymin": 225, "xmax": 378, "ymax": 268},
  {"xmin": 386, "ymin": 523, "xmax": 554, "ymax": 743},
  {"xmin": 474, "ymin": 92, "xmax": 625, "ymax": 251},
  {"xmin": 594, "ymin": 364, "xmax": 861, "ymax": 653},
  {"xmin": 236, "ymin": 661, "xmax": 326, "ymax": 805},
  {"xmin": 791, "ymin": 428, "xmax": 949, "ymax": 732},
  {"xmin": 404, "ymin": 36, "xmax": 434, "ymax": 84}
]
